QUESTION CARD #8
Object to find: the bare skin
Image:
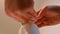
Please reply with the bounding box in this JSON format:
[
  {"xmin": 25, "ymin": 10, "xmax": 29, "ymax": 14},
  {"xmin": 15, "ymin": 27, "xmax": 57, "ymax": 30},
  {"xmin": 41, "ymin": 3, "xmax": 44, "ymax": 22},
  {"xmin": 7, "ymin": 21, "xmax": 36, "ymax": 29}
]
[
  {"xmin": 35, "ymin": 6, "xmax": 60, "ymax": 27},
  {"xmin": 5, "ymin": 0, "xmax": 37, "ymax": 24},
  {"xmin": 5, "ymin": 2, "xmax": 60, "ymax": 28},
  {"xmin": 5, "ymin": 7, "xmax": 37, "ymax": 23}
]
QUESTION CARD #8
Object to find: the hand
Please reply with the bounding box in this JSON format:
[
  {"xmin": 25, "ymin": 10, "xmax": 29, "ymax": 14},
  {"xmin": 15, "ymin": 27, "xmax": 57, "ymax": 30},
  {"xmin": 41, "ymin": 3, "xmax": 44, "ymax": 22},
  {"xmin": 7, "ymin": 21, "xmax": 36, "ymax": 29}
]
[
  {"xmin": 5, "ymin": 8, "xmax": 37, "ymax": 24},
  {"xmin": 35, "ymin": 6, "xmax": 60, "ymax": 27},
  {"xmin": 35, "ymin": 6, "xmax": 48, "ymax": 27}
]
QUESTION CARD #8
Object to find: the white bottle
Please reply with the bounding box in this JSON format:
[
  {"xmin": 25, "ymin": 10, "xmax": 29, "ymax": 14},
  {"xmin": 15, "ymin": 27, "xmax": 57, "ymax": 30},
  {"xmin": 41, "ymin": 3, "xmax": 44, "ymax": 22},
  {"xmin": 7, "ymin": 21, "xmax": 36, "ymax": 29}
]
[{"xmin": 18, "ymin": 23, "xmax": 28, "ymax": 34}]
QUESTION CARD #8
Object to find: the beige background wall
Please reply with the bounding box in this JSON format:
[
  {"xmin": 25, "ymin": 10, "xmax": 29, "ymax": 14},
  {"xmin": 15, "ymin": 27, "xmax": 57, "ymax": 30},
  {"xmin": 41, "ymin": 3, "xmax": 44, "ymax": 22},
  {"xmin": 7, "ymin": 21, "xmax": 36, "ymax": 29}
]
[{"xmin": 0, "ymin": 0, "xmax": 60, "ymax": 34}]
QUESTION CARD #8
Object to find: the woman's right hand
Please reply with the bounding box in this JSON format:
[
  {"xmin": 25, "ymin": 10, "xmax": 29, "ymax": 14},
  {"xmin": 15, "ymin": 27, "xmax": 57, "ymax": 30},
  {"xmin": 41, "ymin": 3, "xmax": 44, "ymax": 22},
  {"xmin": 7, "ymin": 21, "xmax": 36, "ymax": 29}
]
[{"xmin": 5, "ymin": 8, "xmax": 37, "ymax": 24}]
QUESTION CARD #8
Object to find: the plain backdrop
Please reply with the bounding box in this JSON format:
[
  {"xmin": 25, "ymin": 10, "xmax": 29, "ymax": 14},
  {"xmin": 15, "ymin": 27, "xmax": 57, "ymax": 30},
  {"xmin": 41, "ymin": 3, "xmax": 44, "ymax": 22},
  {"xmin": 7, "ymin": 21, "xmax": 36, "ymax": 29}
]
[{"xmin": 0, "ymin": 0, "xmax": 60, "ymax": 34}]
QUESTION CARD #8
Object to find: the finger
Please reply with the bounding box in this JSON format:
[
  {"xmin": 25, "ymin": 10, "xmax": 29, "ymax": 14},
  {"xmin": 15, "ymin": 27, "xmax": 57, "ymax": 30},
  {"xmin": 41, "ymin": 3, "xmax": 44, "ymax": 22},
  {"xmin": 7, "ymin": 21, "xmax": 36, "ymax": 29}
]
[
  {"xmin": 14, "ymin": 11, "xmax": 30, "ymax": 22},
  {"xmin": 15, "ymin": 10, "xmax": 34, "ymax": 21},
  {"xmin": 15, "ymin": 10, "xmax": 29, "ymax": 20},
  {"xmin": 26, "ymin": 11, "xmax": 38, "ymax": 21},
  {"xmin": 29, "ymin": 10, "xmax": 37, "ymax": 17},
  {"xmin": 37, "ymin": 9, "xmax": 41, "ymax": 15},
  {"xmin": 37, "ymin": 6, "xmax": 47, "ymax": 19}
]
